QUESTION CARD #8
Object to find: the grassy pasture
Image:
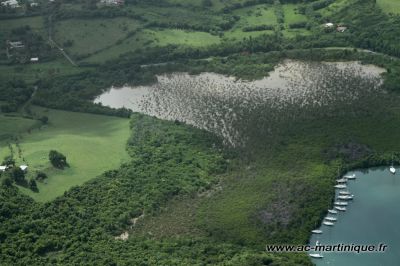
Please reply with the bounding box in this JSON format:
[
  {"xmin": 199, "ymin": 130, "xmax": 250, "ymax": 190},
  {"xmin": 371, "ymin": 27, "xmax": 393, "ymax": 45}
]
[
  {"xmin": 224, "ymin": 29, "xmax": 274, "ymax": 40},
  {"xmin": 84, "ymin": 29, "xmax": 220, "ymax": 63},
  {"xmin": 0, "ymin": 114, "xmax": 39, "ymax": 143},
  {"xmin": 0, "ymin": 107, "xmax": 130, "ymax": 202},
  {"xmin": 149, "ymin": 29, "xmax": 221, "ymax": 47},
  {"xmin": 377, "ymin": 0, "xmax": 400, "ymax": 14},
  {"xmin": 82, "ymin": 33, "xmax": 148, "ymax": 64},
  {"xmin": 318, "ymin": 0, "xmax": 354, "ymax": 17},
  {"xmin": 53, "ymin": 18, "xmax": 142, "ymax": 57},
  {"xmin": 283, "ymin": 4, "xmax": 307, "ymax": 25},
  {"xmin": 0, "ymin": 60, "xmax": 87, "ymax": 83},
  {"xmin": 133, "ymin": 5, "xmax": 224, "ymax": 29},
  {"xmin": 234, "ymin": 4, "xmax": 278, "ymax": 27},
  {"xmin": 0, "ymin": 16, "xmax": 45, "ymax": 34}
]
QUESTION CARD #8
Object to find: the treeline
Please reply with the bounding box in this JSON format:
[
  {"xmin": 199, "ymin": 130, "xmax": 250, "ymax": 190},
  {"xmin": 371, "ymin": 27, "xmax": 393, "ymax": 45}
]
[
  {"xmin": 146, "ymin": 15, "xmax": 239, "ymax": 33},
  {"xmin": 0, "ymin": 79, "xmax": 33, "ymax": 113},
  {"xmin": 242, "ymin": 24, "xmax": 275, "ymax": 32}
]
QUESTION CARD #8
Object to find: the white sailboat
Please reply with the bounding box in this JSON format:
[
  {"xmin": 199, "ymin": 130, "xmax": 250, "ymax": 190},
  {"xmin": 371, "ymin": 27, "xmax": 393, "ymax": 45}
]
[
  {"xmin": 323, "ymin": 221, "xmax": 334, "ymax": 226},
  {"xmin": 325, "ymin": 216, "xmax": 337, "ymax": 222},
  {"xmin": 336, "ymin": 178, "xmax": 347, "ymax": 183},
  {"xmin": 390, "ymin": 155, "xmax": 396, "ymax": 174},
  {"xmin": 334, "ymin": 201, "xmax": 348, "ymax": 206},
  {"xmin": 344, "ymin": 174, "xmax": 356, "ymax": 180},
  {"xmin": 339, "ymin": 191, "xmax": 351, "ymax": 195},
  {"xmin": 334, "ymin": 184, "xmax": 347, "ymax": 189},
  {"xmin": 338, "ymin": 195, "xmax": 354, "ymax": 200},
  {"xmin": 328, "ymin": 209, "xmax": 338, "ymax": 214},
  {"xmin": 335, "ymin": 206, "xmax": 346, "ymax": 211},
  {"xmin": 390, "ymin": 165, "xmax": 396, "ymax": 174},
  {"xmin": 312, "ymin": 229, "xmax": 323, "ymax": 234},
  {"xmin": 309, "ymin": 253, "xmax": 324, "ymax": 258}
]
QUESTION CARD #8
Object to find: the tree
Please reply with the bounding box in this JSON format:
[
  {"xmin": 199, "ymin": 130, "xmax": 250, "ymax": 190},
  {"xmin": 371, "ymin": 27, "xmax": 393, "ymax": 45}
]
[
  {"xmin": 1, "ymin": 177, "xmax": 13, "ymax": 187},
  {"xmin": 49, "ymin": 150, "xmax": 68, "ymax": 169},
  {"xmin": 11, "ymin": 167, "xmax": 25, "ymax": 184},
  {"xmin": 39, "ymin": 116, "xmax": 49, "ymax": 124},
  {"xmin": 29, "ymin": 178, "xmax": 38, "ymax": 192},
  {"xmin": 2, "ymin": 156, "xmax": 15, "ymax": 167}
]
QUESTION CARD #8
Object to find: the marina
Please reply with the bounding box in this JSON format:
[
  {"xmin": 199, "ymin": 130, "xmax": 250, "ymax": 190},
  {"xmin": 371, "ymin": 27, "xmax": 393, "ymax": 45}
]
[{"xmin": 310, "ymin": 167, "xmax": 399, "ymax": 265}]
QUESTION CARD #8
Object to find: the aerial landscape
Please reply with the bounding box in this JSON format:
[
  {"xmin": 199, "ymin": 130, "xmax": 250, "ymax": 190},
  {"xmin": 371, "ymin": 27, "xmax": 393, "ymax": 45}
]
[{"xmin": 1, "ymin": 0, "xmax": 400, "ymax": 265}]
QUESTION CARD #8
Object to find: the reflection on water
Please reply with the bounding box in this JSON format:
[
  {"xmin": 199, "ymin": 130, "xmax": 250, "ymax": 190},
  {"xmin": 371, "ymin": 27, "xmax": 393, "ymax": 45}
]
[{"xmin": 94, "ymin": 60, "xmax": 385, "ymax": 146}]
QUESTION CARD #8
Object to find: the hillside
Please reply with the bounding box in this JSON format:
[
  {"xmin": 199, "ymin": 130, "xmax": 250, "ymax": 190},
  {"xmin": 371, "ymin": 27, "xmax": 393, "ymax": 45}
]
[{"xmin": 1, "ymin": 0, "xmax": 400, "ymax": 265}]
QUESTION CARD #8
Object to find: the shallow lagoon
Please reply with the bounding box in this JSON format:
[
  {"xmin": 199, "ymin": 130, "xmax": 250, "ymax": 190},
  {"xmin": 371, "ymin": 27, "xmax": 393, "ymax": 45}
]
[{"xmin": 95, "ymin": 60, "xmax": 384, "ymax": 146}]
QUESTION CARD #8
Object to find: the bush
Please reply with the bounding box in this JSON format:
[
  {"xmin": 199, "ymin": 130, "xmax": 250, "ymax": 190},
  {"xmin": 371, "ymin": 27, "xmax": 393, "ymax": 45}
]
[
  {"xmin": 2, "ymin": 156, "xmax": 15, "ymax": 167},
  {"xmin": 49, "ymin": 150, "xmax": 68, "ymax": 169},
  {"xmin": 29, "ymin": 178, "xmax": 38, "ymax": 192},
  {"xmin": 36, "ymin": 171, "xmax": 47, "ymax": 181}
]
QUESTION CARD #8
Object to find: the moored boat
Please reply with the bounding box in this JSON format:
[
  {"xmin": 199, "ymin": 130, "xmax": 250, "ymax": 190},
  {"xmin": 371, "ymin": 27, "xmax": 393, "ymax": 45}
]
[
  {"xmin": 338, "ymin": 195, "xmax": 354, "ymax": 200},
  {"xmin": 335, "ymin": 206, "xmax": 346, "ymax": 211},
  {"xmin": 334, "ymin": 184, "xmax": 347, "ymax": 189},
  {"xmin": 344, "ymin": 174, "xmax": 356, "ymax": 179},
  {"xmin": 325, "ymin": 216, "xmax": 337, "ymax": 222},
  {"xmin": 312, "ymin": 229, "xmax": 323, "ymax": 234},
  {"xmin": 323, "ymin": 221, "xmax": 334, "ymax": 226},
  {"xmin": 334, "ymin": 201, "xmax": 348, "ymax": 206},
  {"xmin": 390, "ymin": 166, "xmax": 396, "ymax": 174},
  {"xmin": 328, "ymin": 209, "xmax": 338, "ymax": 214},
  {"xmin": 309, "ymin": 253, "xmax": 324, "ymax": 258}
]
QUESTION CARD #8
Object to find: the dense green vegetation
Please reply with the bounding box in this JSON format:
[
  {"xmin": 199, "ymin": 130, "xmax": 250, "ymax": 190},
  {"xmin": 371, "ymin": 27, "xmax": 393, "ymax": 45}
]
[
  {"xmin": 1, "ymin": 114, "xmax": 313, "ymax": 265},
  {"xmin": 1, "ymin": 0, "xmax": 400, "ymax": 265}
]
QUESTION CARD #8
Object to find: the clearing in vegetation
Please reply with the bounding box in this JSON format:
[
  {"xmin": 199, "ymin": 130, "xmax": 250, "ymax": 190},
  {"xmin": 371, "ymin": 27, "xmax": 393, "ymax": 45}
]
[
  {"xmin": 53, "ymin": 18, "xmax": 142, "ymax": 57},
  {"xmin": 377, "ymin": 0, "xmax": 400, "ymax": 14},
  {"xmin": 0, "ymin": 107, "xmax": 130, "ymax": 202}
]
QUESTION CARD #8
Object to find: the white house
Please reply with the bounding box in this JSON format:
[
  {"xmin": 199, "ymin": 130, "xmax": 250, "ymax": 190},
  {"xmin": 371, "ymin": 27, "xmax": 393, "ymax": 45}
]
[
  {"xmin": 0, "ymin": 165, "xmax": 7, "ymax": 172},
  {"xmin": 19, "ymin": 165, "xmax": 28, "ymax": 172},
  {"xmin": 30, "ymin": 57, "xmax": 39, "ymax": 62},
  {"xmin": 1, "ymin": 0, "xmax": 20, "ymax": 8},
  {"xmin": 324, "ymin": 23, "xmax": 334, "ymax": 28}
]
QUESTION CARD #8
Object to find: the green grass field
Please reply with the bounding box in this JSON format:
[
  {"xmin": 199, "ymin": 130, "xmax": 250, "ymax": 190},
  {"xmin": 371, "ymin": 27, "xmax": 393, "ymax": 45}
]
[
  {"xmin": 84, "ymin": 29, "xmax": 220, "ymax": 63},
  {"xmin": 318, "ymin": 0, "xmax": 354, "ymax": 17},
  {"xmin": 82, "ymin": 33, "xmax": 147, "ymax": 63},
  {"xmin": 0, "ymin": 107, "xmax": 130, "ymax": 202},
  {"xmin": 0, "ymin": 114, "xmax": 39, "ymax": 143},
  {"xmin": 149, "ymin": 29, "xmax": 221, "ymax": 47},
  {"xmin": 0, "ymin": 16, "xmax": 45, "ymax": 34},
  {"xmin": 377, "ymin": 0, "xmax": 400, "ymax": 14},
  {"xmin": 0, "ymin": 60, "xmax": 87, "ymax": 83},
  {"xmin": 283, "ymin": 4, "xmax": 307, "ymax": 24},
  {"xmin": 234, "ymin": 4, "xmax": 277, "ymax": 27},
  {"xmin": 53, "ymin": 18, "xmax": 142, "ymax": 57}
]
